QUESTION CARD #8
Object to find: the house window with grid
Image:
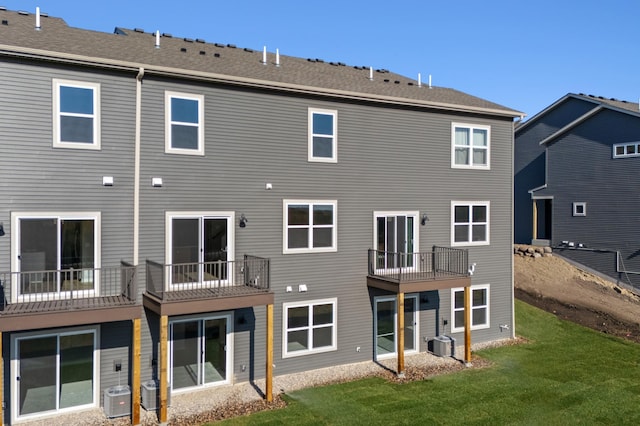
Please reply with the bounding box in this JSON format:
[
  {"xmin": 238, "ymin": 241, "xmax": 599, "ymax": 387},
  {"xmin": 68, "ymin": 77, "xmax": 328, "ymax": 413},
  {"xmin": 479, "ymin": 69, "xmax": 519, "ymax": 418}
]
[
  {"xmin": 452, "ymin": 123, "xmax": 490, "ymax": 169},
  {"xmin": 165, "ymin": 91, "xmax": 204, "ymax": 155},
  {"xmin": 284, "ymin": 200, "xmax": 337, "ymax": 253},
  {"xmin": 308, "ymin": 108, "xmax": 337, "ymax": 162},
  {"xmin": 53, "ymin": 79, "xmax": 100, "ymax": 149},
  {"xmin": 613, "ymin": 142, "xmax": 640, "ymax": 158},
  {"xmin": 451, "ymin": 285, "xmax": 490, "ymax": 332},
  {"xmin": 451, "ymin": 201, "xmax": 489, "ymax": 246},
  {"xmin": 283, "ymin": 299, "xmax": 337, "ymax": 357}
]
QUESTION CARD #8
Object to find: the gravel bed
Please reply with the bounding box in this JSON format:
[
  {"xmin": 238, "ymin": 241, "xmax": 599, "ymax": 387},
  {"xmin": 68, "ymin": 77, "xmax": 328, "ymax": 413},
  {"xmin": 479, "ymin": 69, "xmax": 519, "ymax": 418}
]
[{"xmin": 21, "ymin": 341, "xmax": 511, "ymax": 426}]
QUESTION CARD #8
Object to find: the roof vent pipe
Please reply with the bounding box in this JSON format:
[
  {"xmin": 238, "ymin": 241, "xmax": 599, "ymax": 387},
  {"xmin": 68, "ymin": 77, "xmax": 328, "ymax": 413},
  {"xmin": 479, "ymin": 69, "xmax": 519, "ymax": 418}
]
[
  {"xmin": 155, "ymin": 30, "xmax": 160, "ymax": 48},
  {"xmin": 262, "ymin": 46, "xmax": 267, "ymax": 65},
  {"xmin": 276, "ymin": 48, "xmax": 280, "ymax": 67},
  {"xmin": 369, "ymin": 66, "xmax": 373, "ymax": 81},
  {"xmin": 35, "ymin": 6, "xmax": 41, "ymax": 30},
  {"xmin": 428, "ymin": 74, "xmax": 432, "ymax": 89},
  {"xmin": 418, "ymin": 73, "xmax": 421, "ymax": 88}
]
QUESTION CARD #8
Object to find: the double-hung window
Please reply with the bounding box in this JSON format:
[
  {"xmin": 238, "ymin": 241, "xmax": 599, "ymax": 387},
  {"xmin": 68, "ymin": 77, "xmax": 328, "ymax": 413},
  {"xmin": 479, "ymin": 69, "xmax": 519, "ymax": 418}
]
[
  {"xmin": 165, "ymin": 91, "xmax": 204, "ymax": 155},
  {"xmin": 451, "ymin": 201, "xmax": 489, "ymax": 246},
  {"xmin": 53, "ymin": 79, "xmax": 100, "ymax": 149},
  {"xmin": 308, "ymin": 108, "xmax": 337, "ymax": 162},
  {"xmin": 452, "ymin": 123, "xmax": 490, "ymax": 169},
  {"xmin": 451, "ymin": 285, "xmax": 490, "ymax": 332},
  {"xmin": 283, "ymin": 298, "xmax": 337, "ymax": 357},
  {"xmin": 284, "ymin": 200, "xmax": 337, "ymax": 253}
]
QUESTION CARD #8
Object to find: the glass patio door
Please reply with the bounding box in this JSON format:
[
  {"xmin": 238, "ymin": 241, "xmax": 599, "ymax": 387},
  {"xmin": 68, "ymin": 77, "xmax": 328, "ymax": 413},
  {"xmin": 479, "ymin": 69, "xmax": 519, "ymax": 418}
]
[
  {"xmin": 16, "ymin": 331, "xmax": 95, "ymax": 418},
  {"xmin": 170, "ymin": 216, "xmax": 231, "ymax": 287},
  {"xmin": 170, "ymin": 316, "xmax": 230, "ymax": 391},
  {"xmin": 18, "ymin": 217, "xmax": 96, "ymax": 298},
  {"xmin": 374, "ymin": 296, "xmax": 418, "ymax": 359},
  {"xmin": 375, "ymin": 213, "xmax": 416, "ymax": 271}
]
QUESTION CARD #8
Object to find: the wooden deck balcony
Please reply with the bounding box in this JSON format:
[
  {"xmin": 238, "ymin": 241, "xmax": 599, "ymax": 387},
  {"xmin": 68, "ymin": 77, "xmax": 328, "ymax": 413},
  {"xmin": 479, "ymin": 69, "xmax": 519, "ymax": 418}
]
[
  {"xmin": 143, "ymin": 255, "xmax": 274, "ymax": 316},
  {"xmin": 367, "ymin": 247, "xmax": 471, "ymax": 293},
  {"xmin": 0, "ymin": 262, "xmax": 140, "ymax": 331}
]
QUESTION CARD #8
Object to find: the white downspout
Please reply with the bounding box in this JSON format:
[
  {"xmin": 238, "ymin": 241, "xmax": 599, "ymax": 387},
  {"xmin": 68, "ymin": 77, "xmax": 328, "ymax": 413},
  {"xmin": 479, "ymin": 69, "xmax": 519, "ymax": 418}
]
[{"xmin": 134, "ymin": 67, "xmax": 144, "ymax": 265}]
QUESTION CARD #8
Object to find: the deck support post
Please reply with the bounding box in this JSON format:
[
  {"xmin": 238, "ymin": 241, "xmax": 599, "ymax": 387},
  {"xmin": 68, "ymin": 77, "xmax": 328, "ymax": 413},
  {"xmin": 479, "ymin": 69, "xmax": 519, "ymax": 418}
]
[
  {"xmin": 397, "ymin": 292, "xmax": 405, "ymax": 376},
  {"xmin": 131, "ymin": 318, "xmax": 141, "ymax": 425},
  {"xmin": 464, "ymin": 286, "xmax": 472, "ymax": 364},
  {"xmin": 159, "ymin": 315, "xmax": 169, "ymax": 424},
  {"xmin": 266, "ymin": 303, "xmax": 273, "ymax": 402},
  {"xmin": 0, "ymin": 331, "xmax": 3, "ymax": 424}
]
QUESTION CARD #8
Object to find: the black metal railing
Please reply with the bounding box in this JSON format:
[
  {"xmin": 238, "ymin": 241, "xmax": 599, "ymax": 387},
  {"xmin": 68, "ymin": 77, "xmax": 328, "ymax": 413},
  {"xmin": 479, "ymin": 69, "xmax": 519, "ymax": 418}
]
[
  {"xmin": 368, "ymin": 247, "xmax": 469, "ymax": 283},
  {"xmin": 145, "ymin": 255, "xmax": 270, "ymax": 300},
  {"xmin": 0, "ymin": 261, "xmax": 137, "ymax": 309}
]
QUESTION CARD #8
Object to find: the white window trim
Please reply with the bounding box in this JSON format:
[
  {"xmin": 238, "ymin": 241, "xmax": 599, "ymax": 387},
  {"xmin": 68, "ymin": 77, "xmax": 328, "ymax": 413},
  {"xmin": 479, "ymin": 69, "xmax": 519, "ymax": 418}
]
[
  {"xmin": 52, "ymin": 79, "xmax": 101, "ymax": 150},
  {"xmin": 573, "ymin": 202, "xmax": 587, "ymax": 217},
  {"xmin": 372, "ymin": 211, "xmax": 419, "ymax": 273},
  {"xmin": 165, "ymin": 91, "xmax": 205, "ymax": 156},
  {"xmin": 451, "ymin": 122, "xmax": 490, "ymax": 169},
  {"xmin": 451, "ymin": 285, "xmax": 490, "ymax": 333},
  {"xmin": 168, "ymin": 312, "xmax": 234, "ymax": 393},
  {"xmin": 613, "ymin": 142, "xmax": 640, "ymax": 158},
  {"xmin": 308, "ymin": 108, "xmax": 338, "ymax": 163},
  {"xmin": 10, "ymin": 325, "xmax": 100, "ymax": 424},
  {"xmin": 451, "ymin": 201, "xmax": 490, "ymax": 247},
  {"xmin": 283, "ymin": 200, "xmax": 337, "ymax": 254},
  {"xmin": 10, "ymin": 212, "xmax": 102, "ymax": 304},
  {"xmin": 282, "ymin": 298, "xmax": 337, "ymax": 358},
  {"xmin": 374, "ymin": 294, "xmax": 419, "ymax": 360},
  {"xmin": 165, "ymin": 211, "xmax": 235, "ymax": 290}
]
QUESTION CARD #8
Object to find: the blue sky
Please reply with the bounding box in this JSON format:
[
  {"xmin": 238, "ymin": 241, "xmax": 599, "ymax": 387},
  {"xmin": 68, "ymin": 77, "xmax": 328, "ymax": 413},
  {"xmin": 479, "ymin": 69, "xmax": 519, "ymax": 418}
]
[{"xmin": 3, "ymin": 0, "xmax": 639, "ymax": 119}]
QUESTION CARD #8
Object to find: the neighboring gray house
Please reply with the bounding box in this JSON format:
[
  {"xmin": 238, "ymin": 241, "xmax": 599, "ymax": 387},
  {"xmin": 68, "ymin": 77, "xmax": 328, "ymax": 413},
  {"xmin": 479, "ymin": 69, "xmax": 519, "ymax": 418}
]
[
  {"xmin": 0, "ymin": 8, "xmax": 520, "ymax": 425},
  {"xmin": 515, "ymin": 93, "xmax": 640, "ymax": 289}
]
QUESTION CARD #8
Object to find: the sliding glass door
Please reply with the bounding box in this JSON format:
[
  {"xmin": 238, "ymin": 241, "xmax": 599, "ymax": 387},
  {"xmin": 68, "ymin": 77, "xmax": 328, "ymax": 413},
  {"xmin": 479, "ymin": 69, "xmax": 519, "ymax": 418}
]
[
  {"xmin": 170, "ymin": 315, "xmax": 231, "ymax": 391},
  {"xmin": 14, "ymin": 329, "xmax": 96, "ymax": 420},
  {"xmin": 374, "ymin": 295, "xmax": 418, "ymax": 359}
]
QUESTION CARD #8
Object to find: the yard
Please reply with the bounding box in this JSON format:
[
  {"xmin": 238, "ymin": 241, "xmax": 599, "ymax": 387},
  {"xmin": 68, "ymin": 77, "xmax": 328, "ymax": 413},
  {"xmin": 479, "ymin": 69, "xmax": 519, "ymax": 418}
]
[{"xmin": 217, "ymin": 300, "xmax": 640, "ymax": 425}]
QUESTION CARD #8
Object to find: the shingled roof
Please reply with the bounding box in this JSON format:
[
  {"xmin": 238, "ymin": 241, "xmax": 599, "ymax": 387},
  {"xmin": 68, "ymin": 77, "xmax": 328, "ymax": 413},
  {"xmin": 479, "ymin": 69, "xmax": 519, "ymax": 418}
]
[{"xmin": 0, "ymin": 8, "xmax": 521, "ymax": 118}]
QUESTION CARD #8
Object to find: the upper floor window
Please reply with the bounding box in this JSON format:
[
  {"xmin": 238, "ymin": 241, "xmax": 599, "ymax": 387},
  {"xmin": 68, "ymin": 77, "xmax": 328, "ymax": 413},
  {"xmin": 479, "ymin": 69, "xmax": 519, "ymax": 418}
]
[
  {"xmin": 451, "ymin": 201, "xmax": 490, "ymax": 246},
  {"xmin": 451, "ymin": 285, "xmax": 490, "ymax": 332},
  {"xmin": 284, "ymin": 200, "xmax": 337, "ymax": 253},
  {"xmin": 53, "ymin": 79, "xmax": 100, "ymax": 150},
  {"xmin": 308, "ymin": 108, "xmax": 337, "ymax": 162},
  {"xmin": 165, "ymin": 91, "xmax": 204, "ymax": 155},
  {"xmin": 613, "ymin": 142, "xmax": 640, "ymax": 158},
  {"xmin": 452, "ymin": 123, "xmax": 490, "ymax": 169}
]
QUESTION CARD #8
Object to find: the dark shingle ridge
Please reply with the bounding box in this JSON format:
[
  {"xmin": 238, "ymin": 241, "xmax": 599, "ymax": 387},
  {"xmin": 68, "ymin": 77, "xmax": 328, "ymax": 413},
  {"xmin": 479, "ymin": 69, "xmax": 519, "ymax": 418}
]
[{"xmin": 0, "ymin": 9, "xmax": 521, "ymax": 117}]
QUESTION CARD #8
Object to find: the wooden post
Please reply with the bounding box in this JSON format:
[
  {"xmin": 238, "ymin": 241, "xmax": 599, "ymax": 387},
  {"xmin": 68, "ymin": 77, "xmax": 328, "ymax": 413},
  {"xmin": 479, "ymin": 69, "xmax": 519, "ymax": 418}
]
[
  {"xmin": 532, "ymin": 199, "xmax": 538, "ymax": 240},
  {"xmin": 464, "ymin": 286, "xmax": 472, "ymax": 363},
  {"xmin": 0, "ymin": 331, "xmax": 3, "ymax": 425},
  {"xmin": 265, "ymin": 304, "xmax": 273, "ymax": 402},
  {"xmin": 159, "ymin": 315, "xmax": 168, "ymax": 423},
  {"xmin": 131, "ymin": 318, "xmax": 141, "ymax": 425},
  {"xmin": 397, "ymin": 293, "xmax": 405, "ymax": 376}
]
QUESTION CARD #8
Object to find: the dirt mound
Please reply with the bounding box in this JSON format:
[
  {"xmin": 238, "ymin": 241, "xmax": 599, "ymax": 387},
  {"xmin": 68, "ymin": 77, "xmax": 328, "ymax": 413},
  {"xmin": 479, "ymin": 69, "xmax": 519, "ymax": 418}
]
[{"xmin": 514, "ymin": 254, "xmax": 640, "ymax": 343}]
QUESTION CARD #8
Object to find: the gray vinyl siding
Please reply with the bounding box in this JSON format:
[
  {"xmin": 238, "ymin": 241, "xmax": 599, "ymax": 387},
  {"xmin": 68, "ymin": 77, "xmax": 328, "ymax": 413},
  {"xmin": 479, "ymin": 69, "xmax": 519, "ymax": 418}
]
[
  {"xmin": 137, "ymin": 77, "xmax": 514, "ymax": 376},
  {"xmin": 1, "ymin": 55, "xmax": 514, "ymax": 401},
  {"xmin": 544, "ymin": 109, "xmax": 640, "ymax": 289},
  {"xmin": 514, "ymin": 97, "xmax": 597, "ymax": 244},
  {"xmin": 0, "ymin": 60, "xmax": 137, "ymax": 272}
]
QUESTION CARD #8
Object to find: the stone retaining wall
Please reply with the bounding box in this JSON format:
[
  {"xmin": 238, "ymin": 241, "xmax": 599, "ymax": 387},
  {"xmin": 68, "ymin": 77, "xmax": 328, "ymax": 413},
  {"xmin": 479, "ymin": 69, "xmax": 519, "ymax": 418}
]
[{"xmin": 514, "ymin": 244, "xmax": 552, "ymax": 258}]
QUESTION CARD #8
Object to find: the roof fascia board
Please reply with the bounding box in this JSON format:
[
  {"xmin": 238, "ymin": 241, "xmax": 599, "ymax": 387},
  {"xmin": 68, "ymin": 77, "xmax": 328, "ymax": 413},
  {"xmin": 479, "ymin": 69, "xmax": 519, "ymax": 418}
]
[
  {"xmin": 515, "ymin": 93, "xmax": 603, "ymax": 133},
  {"xmin": 0, "ymin": 44, "xmax": 521, "ymax": 118},
  {"xmin": 539, "ymin": 106, "xmax": 604, "ymax": 146}
]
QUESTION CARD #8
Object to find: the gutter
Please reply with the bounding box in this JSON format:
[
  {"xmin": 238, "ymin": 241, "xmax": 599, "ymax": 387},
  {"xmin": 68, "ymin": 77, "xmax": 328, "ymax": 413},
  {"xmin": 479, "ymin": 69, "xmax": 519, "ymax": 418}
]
[{"xmin": 0, "ymin": 44, "xmax": 522, "ymax": 118}]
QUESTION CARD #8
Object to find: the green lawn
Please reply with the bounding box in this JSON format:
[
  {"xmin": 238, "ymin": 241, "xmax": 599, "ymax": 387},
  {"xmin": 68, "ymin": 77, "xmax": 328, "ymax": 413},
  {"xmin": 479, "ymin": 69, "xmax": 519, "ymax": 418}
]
[{"xmin": 219, "ymin": 300, "xmax": 640, "ymax": 425}]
